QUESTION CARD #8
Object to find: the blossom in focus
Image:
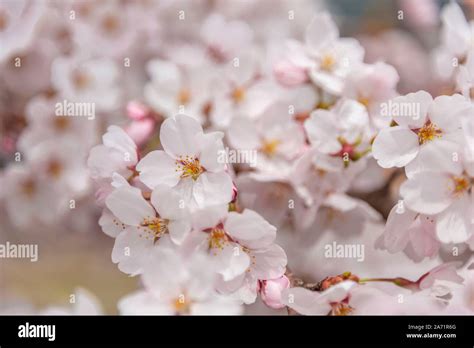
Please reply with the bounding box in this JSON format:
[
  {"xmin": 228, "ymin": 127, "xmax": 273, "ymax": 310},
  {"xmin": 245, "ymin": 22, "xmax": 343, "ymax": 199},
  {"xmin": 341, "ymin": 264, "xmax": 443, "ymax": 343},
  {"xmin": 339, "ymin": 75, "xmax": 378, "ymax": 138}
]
[{"xmin": 136, "ymin": 114, "xmax": 233, "ymax": 209}]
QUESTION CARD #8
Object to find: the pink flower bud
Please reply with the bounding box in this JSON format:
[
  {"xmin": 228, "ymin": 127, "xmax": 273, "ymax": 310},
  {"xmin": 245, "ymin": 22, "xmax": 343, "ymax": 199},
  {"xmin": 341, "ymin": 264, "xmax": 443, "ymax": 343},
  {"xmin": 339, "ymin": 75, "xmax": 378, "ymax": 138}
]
[
  {"xmin": 126, "ymin": 101, "xmax": 152, "ymax": 121},
  {"xmin": 273, "ymin": 60, "xmax": 308, "ymax": 87},
  {"xmin": 260, "ymin": 275, "xmax": 290, "ymax": 309},
  {"xmin": 125, "ymin": 118, "xmax": 155, "ymax": 147}
]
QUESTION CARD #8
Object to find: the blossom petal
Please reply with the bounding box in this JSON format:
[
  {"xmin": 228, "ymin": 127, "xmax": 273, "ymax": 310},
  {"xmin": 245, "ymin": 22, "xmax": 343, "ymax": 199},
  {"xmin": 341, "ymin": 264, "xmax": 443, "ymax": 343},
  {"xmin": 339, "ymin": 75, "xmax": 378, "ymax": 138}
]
[
  {"xmin": 304, "ymin": 109, "xmax": 342, "ymax": 153},
  {"xmin": 106, "ymin": 186, "xmax": 155, "ymax": 226},
  {"xmin": 400, "ymin": 172, "xmax": 453, "ymax": 215},
  {"xmin": 251, "ymin": 244, "xmax": 287, "ymax": 280},
  {"xmin": 305, "ymin": 12, "xmax": 338, "ymax": 52},
  {"xmin": 193, "ymin": 172, "xmax": 233, "ymax": 208},
  {"xmin": 136, "ymin": 150, "xmax": 181, "ymax": 189},
  {"xmin": 372, "ymin": 126, "xmax": 419, "ymax": 168},
  {"xmin": 390, "ymin": 90, "xmax": 432, "ymax": 129},
  {"xmin": 160, "ymin": 114, "xmax": 203, "ymax": 157},
  {"xmin": 436, "ymin": 195, "xmax": 473, "ymax": 244},
  {"xmin": 111, "ymin": 228, "xmax": 154, "ymax": 276},
  {"xmin": 225, "ymin": 209, "xmax": 276, "ymax": 247}
]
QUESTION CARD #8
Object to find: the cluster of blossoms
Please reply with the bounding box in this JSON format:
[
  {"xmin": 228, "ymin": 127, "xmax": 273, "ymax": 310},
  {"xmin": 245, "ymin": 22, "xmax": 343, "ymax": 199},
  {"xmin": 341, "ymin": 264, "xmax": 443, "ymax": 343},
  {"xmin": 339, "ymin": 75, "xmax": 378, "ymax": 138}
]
[
  {"xmin": 433, "ymin": 1, "xmax": 474, "ymax": 99},
  {"xmin": 86, "ymin": 2, "xmax": 473, "ymax": 314},
  {"xmin": 1, "ymin": 0, "xmax": 473, "ymax": 315}
]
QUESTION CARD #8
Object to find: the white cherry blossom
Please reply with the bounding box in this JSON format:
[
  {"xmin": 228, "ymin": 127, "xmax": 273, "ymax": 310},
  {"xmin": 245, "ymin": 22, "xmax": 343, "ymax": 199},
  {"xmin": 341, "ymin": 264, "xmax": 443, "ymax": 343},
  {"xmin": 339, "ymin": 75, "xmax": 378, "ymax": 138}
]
[
  {"xmin": 118, "ymin": 248, "xmax": 243, "ymax": 315},
  {"xmin": 136, "ymin": 114, "xmax": 233, "ymax": 209},
  {"xmin": 372, "ymin": 91, "xmax": 472, "ymax": 177}
]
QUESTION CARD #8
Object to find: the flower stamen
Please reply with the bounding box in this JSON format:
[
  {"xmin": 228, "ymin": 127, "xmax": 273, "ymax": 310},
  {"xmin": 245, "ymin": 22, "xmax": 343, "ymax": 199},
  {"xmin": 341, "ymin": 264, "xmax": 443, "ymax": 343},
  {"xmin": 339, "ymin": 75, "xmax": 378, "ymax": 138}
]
[
  {"xmin": 175, "ymin": 156, "xmax": 204, "ymax": 180},
  {"xmin": 140, "ymin": 217, "xmax": 168, "ymax": 241},
  {"xmin": 450, "ymin": 176, "xmax": 470, "ymax": 197},
  {"xmin": 260, "ymin": 139, "xmax": 280, "ymax": 156},
  {"xmin": 320, "ymin": 54, "xmax": 336, "ymax": 71},
  {"xmin": 209, "ymin": 227, "xmax": 228, "ymax": 250},
  {"xmin": 417, "ymin": 122, "xmax": 442, "ymax": 145}
]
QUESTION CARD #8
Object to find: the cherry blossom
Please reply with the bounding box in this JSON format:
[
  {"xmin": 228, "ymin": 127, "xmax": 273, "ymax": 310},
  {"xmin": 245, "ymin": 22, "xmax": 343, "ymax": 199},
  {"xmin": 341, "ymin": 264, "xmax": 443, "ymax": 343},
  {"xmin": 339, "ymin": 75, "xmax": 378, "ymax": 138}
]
[
  {"xmin": 118, "ymin": 248, "xmax": 243, "ymax": 315},
  {"xmin": 4, "ymin": 0, "xmax": 474, "ymax": 318},
  {"xmin": 372, "ymin": 91, "xmax": 472, "ymax": 176},
  {"xmin": 88, "ymin": 125, "xmax": 138, "ymax": 181},
  {"xmin": 283, "ymin": 12, "xmax": 365, "ymax": 95},
  {"xmin": 144, "ymin": 59, "xmax": 213, "ymax": 123},
  {"xmin": 136, "ymin": 114, "xmax": 233, "ymax": 208},
  {"xmin": 185, "ymin": 207, "xmax": 287, "ymax": 303},
  {"xmin": 400, "ymin": 164, "xmax": 473, "ymax": 243}
]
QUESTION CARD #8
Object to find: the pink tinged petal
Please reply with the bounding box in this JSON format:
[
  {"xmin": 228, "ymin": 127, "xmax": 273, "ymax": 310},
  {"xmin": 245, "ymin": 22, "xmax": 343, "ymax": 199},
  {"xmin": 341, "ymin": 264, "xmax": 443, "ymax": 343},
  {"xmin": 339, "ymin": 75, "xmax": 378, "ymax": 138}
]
[
  {"xmin": 215, "ymin": 243, "xmax": 251, "ymax": 281},
  {"xmin": 111, "ymin": 173, "xmax": 129, "ymax": 188},
  {"xmin": 435, "ymin": 195, "xmax": 472, "ymax": 244},
  {"xmin": 324, "ymin": 193, "xmax": 359, "ymax": 212},
  {"xmin": 150, "ymin": 185, "xmax": 188, "ymax": 220},
  {"xmin": 167, "ymin": 220, "xmax": 192, "ymax": 245},
  {"xmin": 126, "ymin": 101, "xmax": 152, "ymax": 121},
  {"xmin": 193, "ymin": 172, "xmax": 233, "ymax": 208},
  {"xmin": 192, "ymin": 204, "xmax": 228, "ymax": 231},
  {"xmin": 99, "ymin": 209, "xmax": 124, "ymax": 238},
  {"xmin": 400, "ymin": 172, "xmax": 453, "ymax": 215},
  {"xmin": 160, "ymin": 114, "xmax": 203, "ymax": 158},
  {"xmin": 304, "ymin": 110, "xmax": 342, "ymax": 153},
  {"xmin": 391, "ymin": 90, "xmax": 432, "ymax": 129},
  {"xmin": 281, "ymin": 287, "xmax": 331, "ymax": 315},
  {"xmin": 404, "ymin": 139, "xmax": 463, "ymax": 178},
  {"xmin": 260, "ymin": 275, "xmax": 290, "ymax": 309},
  {"xmin": 136, "ymin": 150, "xmax": 181, "ymax": 189},
  {"xmin": 441, "ymin": 2, "xmax": 471, "ymax": 55},
  {"xmin": 272, "ymin": 123, "xmax": 306, "ymax": 159},
  {"xmin": 140, "ymin": 249, "xmax": 189, "ymax": 298},
  {"xmin": 87, "ymin": 145, "xmax": 131, "ymax": 179},
  {"xmin": 273, "ymin": 59, "xmax": 308, "ymax": 87},
  {"xmin": 111, "ymin": 228, "xmax": 154, "ymax": 276},
  {"xmin": 105, "ymin": 186, "xmax": 155, "ymax": 226},
  {"xmin": 224, "ymin": 209, "xmax": 276, "ymax": 246},
  {"xmin": 336, "ymin": 99, "xmax": 369, "ymax": 134},
  {"xmin": 383, "ymin": 204, "xmax": 418, "ymax": 253},
  {"xmin": 310, "ymin": 70, "xmax": 344, "ymax": 95},
  {"xmin": 102, "ymin": 125, "xmax": 138, "ymax": 164},
  {"xmin": 250, "ymin": 244, "xmax": 287, "ymax": 280},
  {"xmin": 288, "ymin": 84, "xmax": 319, "ymax": 112},
  {"xmin": 233, "ymin": 275, "xmax": 259, "ymax": 305},
  {"xmin": 428, "ymin": 94, "xmax": 470, "ymax": 133},
  {"xmin": 419, "ymin": 262, "xmax": 464, "ymax": 290},
  {"xmin": 227, "ymin": 117, "xmax": 260, "ymax": 151},
  {"xmin": 196, "ymin": 131, "xmax": 226, "ymax": 172},
  {"xmin": 305, "ymin": 12, "xmax": 339, "ymax": 52},
  {"xmin": 408, "ymin": 218, "xmax": 439, "ymax": 261},
  {"xmin": 372, "ymin": 126, "xmax": 419, "ymax": 168},
  {"xmin": 125, "ymin": 118, "xmax": 155, "ymax": 147}
]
